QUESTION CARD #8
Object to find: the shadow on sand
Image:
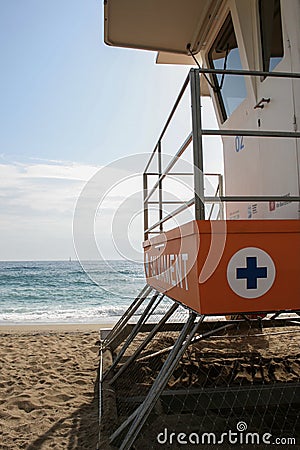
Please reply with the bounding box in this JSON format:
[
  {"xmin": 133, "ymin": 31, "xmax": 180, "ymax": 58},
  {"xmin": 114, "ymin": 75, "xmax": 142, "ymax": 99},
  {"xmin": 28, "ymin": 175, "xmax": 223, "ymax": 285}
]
[{"xmin": 26, "ymin": 368, "xmax": 99, "ymax": 450}]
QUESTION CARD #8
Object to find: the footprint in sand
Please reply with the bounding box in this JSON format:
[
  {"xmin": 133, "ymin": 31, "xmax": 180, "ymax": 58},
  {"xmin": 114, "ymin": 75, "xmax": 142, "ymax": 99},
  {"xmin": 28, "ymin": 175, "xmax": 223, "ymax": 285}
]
[
  {"xmin": 15, "ymin": 399, "xmax": 41, "ymax": 413},
  {"xmin": 73, "ymin": 378, "xmax": 86, "ymax": 385},
  {"xmin": 44, "ymin": 393, "xmax": 75, "ymax": 403}
]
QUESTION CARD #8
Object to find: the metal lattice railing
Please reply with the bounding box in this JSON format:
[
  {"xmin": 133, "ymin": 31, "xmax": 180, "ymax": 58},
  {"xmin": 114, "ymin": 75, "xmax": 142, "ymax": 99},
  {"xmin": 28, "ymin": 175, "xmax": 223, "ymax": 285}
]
[{"xmin": 143, "ymin": 67, "xmax": 300, "ymax": 241}]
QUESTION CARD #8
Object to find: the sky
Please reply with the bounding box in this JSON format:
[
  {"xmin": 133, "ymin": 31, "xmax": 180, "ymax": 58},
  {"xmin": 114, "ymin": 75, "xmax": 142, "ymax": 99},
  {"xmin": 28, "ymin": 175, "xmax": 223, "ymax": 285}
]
[{"xmin": 0, "ymin": 0, "xmax": 222, "ymax": 261}]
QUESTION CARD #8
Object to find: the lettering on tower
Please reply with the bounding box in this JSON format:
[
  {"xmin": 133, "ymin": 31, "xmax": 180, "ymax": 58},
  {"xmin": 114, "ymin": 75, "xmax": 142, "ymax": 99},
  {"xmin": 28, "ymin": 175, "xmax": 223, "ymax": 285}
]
[{"xmin": 145, "ymin": 253, "xmax": 189, "ymax": 291}]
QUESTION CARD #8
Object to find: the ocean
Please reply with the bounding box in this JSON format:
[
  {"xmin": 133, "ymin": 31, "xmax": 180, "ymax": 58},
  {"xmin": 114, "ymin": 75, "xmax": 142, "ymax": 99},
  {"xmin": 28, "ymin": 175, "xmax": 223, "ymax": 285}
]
[{"xmin": 0, "ymin": 260, "xmax": 147, "ymax": 324}]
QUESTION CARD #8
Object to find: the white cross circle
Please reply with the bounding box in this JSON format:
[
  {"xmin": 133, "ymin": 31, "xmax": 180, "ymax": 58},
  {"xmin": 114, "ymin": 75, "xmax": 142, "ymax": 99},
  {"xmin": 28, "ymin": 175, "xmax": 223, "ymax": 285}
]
[{"xmin": 227, "ymin": 247, "xmax": 276, "ymax": 299}]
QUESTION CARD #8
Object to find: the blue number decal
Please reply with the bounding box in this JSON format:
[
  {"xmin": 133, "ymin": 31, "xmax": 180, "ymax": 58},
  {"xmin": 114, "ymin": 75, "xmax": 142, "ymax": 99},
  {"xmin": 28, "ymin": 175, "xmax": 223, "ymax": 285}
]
[{"xmin": 235, "ymin": 136, "xmax": 245, "ymax": 152}]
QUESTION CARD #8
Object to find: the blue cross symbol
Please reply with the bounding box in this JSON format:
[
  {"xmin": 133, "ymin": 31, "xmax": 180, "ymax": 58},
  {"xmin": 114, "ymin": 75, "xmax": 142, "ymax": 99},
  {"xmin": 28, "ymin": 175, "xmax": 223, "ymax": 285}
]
[{"xmin": 236, "ymin": 257, "xmax": 268, "ymax": 289}]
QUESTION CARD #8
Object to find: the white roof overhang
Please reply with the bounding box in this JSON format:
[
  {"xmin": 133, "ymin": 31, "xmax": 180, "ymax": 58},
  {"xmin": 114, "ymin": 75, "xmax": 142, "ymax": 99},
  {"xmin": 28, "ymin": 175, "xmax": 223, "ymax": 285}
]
[
  {"xmin": 156, "ymin": 52, "xmax": 210, "ymax": 96},
  {"xmin": 104, "ymin": 0, "xmax": 221, "ymax": 55},
  {"xmin": 156, "ymin": 52, "xmax": 196, "ymax": 65}
]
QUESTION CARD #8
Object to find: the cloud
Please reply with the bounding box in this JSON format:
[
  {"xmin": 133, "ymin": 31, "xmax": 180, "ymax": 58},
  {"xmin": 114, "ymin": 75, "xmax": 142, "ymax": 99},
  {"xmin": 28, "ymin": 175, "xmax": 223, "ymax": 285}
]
[
  {"xmin": 0, "ymin": 159, "xmax": 146, "ymax": 260},
  {"xmin": 0, "ymin": 160, "xmax": 103, "ymax": 260},
  {"xmin": 0, "ymin": 161, "xmax": 100, "ymax": 217}
]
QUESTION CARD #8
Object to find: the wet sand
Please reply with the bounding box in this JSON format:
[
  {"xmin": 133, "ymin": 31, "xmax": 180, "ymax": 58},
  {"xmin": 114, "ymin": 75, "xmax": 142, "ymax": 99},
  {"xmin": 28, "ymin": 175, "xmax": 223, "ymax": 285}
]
[{"xmin": 0, "ymin": 324, "xmax": 112, "ymax": 450}]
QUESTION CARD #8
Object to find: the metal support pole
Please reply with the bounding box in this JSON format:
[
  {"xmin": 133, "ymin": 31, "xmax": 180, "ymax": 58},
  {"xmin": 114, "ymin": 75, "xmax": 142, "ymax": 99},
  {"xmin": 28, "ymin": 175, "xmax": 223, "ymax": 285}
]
[
  {"xmin": 143, "ymin": 173, "xmax": 149, "ymax": 241},
  {"xmin": 119, "ymin": 313, "xmax": 204, "ymax": 450},
  {"xmin": 158, "ymin": 141, "xmax": 163, "ymax": 232},
  {"xmin": 109, "ymin": 302, "xmax": 178, "ymax": 385},
  {"xmin": 103, "ymin": 285, "xmax": 152, "ymax": 348},
  {"xmin": 190, "ymin": 68, "xmax": 205, "ymax": 220},
  {"xmin": 136, "ymin": 322, "xmax": 235, "ymax": 362},
  {"xmin": 219, "ymin": 174, "xmax": 225, "ymax": 220},
  {"xmin": 104, "ymin": 291, "xmax": 161, "ymax": 378},
  {"xmin": 109, "ymin": 313, "xmax": 200, "ymax": 446}
]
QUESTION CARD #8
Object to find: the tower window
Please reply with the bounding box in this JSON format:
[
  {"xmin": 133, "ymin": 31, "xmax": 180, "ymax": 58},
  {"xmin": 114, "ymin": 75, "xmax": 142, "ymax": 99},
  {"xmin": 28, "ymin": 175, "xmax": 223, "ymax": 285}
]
[
  {"xmin": 208, "ymin": 14, "xmax": 247, "ymax": 122},
  {"xmin": 259, "ymin": 0, "xmax": 284, "ymax": 72}
]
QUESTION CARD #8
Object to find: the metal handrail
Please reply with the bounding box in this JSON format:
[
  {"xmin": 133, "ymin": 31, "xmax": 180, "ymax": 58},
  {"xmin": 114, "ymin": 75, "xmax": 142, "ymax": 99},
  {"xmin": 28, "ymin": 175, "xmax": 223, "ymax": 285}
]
[
  {"xmin": 144, "ymin": 194, "xmax": 300, "ymax": 235},
  {"xmin": 143, "ymin": 67, "xmax": 300, "ymax": 240},
  {"xmin": 208, "ymin": 183, "xmax": 220, "ymax": 221},
  {"xmin": 145, "ymin": 67, "xmax": 300, "ymax": 173},
  {"xmin": 145, "ymin": 198, "xmax": 195, "ymax": 235},
  {"xmin": 144, "ymin": 74, "xmax": 190, "ymax": 173},
  {"xmin": 144, "ymin": 132, "xmax": 192, "ymax": 203},
  {"xmin": 194, "ymin": 66, "xmax": 300, "ymax": 79},
  {"xmin": 202, "ymin": 129, "xmax": 300, "ymax": 138},
  {"xmin": 145, "ymin": 172, "xmax": 223, "ymax": 234},
  {"xmin": 205, "ymin": 196, "xmax": 300, "ymax": 203}
]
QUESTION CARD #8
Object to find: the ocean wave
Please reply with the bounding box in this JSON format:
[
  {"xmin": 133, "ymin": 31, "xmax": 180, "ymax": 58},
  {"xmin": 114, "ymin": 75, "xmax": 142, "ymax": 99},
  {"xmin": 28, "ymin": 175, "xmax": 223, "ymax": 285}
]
[
  {"xmin": 0, "ymin": 299, "xmax": 179, "ymax": 322},
  {"xmin": 0, "ymin": 260, "xmax": 148, "ymax": 324},
  {"xmin": 2, "ymin": 265, "xmax": 44, "ymax": 271},
  {"xmin": 0, "ymin": 305, "xmax": 135, "ymax": 324}
]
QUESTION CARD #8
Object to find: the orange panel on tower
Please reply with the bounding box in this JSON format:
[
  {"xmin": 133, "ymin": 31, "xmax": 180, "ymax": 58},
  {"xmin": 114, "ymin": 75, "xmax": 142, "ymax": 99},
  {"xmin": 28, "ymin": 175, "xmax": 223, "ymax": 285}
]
[{"xmin": 143, "ymin": 220, "xmax": 300, "ymax": 315}]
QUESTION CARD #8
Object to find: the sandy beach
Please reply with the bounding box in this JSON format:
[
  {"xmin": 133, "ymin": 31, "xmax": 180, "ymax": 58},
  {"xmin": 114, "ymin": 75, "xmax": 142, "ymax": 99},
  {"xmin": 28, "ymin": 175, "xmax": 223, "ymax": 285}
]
[{"xmin": 0, "ymin": 323, "xmax": 112, "ymax": 450}]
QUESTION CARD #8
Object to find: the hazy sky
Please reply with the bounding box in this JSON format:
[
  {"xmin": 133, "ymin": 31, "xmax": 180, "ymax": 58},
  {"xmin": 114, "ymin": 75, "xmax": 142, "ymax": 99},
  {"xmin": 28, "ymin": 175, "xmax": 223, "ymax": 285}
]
[{"xmin": 0, "ymin": 1, "xmax": 222, "ymax": 261}]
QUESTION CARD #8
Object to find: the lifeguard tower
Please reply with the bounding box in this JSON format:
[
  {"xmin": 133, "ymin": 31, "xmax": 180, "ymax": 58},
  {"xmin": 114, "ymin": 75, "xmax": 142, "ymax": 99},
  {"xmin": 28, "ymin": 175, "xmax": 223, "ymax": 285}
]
[{"xmin": 99, "ymin": 1, "xmax": 300, "ymax": 449}]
